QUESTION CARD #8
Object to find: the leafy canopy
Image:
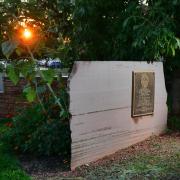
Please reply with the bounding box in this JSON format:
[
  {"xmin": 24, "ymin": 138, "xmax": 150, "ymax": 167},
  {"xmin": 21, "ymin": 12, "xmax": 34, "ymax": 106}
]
[{"xmin": 73, "ymin": 0, "xmax": 180, "ymax": 62}]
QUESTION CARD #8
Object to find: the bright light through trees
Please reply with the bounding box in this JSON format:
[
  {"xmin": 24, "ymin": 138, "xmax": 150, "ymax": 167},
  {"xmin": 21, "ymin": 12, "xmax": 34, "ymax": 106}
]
[{"xmin": 23, "ymin": 29, "xmax": 32, "ymax": 39}]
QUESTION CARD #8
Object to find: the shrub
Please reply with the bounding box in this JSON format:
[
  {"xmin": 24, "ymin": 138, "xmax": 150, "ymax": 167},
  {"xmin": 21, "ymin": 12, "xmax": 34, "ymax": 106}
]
[
  {"xmin": 1, "ymin": 91, "xmax": 71, "ymax": 157},
  {"xmin": 167, "ymin": 116, "xmax": 180, "ymax": 131},
  {"xmin": 0, "ymin": 114, "xmax": 13, "ymax": 128}
]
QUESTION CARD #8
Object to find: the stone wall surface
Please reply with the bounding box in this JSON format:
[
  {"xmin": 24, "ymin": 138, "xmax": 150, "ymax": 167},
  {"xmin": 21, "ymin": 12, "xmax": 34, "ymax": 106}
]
[{"xmin": 69, "ymin": 61, "xmax": 168, "ymax": 170}]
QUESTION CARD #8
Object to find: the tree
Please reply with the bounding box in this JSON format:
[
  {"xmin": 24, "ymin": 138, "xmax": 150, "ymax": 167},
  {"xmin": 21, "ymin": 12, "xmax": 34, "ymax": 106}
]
[
  {"xmin": 0, "ymin": 0, "xmax": 74, "ymax": 118},
  {"xmin": 0, "ymin": 0, "xmax": 74, "ymax": 66},
  {"xmin": 73, "ymin": 0, "xmax": 180, "ymax": 62}
]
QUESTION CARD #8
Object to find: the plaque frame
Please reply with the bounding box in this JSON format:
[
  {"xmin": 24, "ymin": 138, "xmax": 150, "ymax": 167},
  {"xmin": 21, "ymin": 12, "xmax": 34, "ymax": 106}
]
[{"xmin": 131, "ymin": 71, "xmax": 155, "ymax": 117}]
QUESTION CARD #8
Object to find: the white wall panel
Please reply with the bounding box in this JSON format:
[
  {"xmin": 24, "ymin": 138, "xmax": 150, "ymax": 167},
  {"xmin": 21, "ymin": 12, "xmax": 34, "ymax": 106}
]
[{"xmin": 69, "ymin": 61, "xmax": 167, "ymax": 170}]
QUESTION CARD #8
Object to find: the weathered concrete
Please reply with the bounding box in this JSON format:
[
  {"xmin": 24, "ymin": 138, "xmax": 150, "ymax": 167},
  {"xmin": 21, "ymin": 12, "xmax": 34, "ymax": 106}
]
[{"xmin": 69, "ymin": 61, "xmax": 167, "ymax": 170}]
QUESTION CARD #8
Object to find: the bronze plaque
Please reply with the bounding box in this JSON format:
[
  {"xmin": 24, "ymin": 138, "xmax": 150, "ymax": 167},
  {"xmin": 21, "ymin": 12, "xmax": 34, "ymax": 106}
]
[{"xmin": 132, "ymin": 71, "xmax": 155, "ymax": 117}]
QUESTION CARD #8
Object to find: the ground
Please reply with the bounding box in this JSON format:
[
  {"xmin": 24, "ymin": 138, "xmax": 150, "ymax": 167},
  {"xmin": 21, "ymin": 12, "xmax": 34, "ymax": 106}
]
[{"xmin": 19, "ymin": 132, "xmax": 180, "ymax": 180}]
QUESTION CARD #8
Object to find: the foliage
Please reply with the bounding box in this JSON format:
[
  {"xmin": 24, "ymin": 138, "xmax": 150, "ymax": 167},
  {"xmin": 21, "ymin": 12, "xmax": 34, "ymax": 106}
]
[
  {"xmin": 73, "ymin": 0, "xmax": 180, "ymax": 62},
  {"xmin": 0, "ymin": 0, "xmax": 74, "ymax": 65},
  {"xmin": 0, "ymin": 0, "xmax": 72, "ymax": 155},
  {"xmin": 0, "ymin": 0, "xmax": 74, "ymax": 120},
  {"xmin": 0, "ymin": 127, "xmax": 30, "ymax": 180},
  {"xmin": 122, "ymin": 1, "xmax": 180, "ymax": 60},
  {"xmin": 1, "ymin": 91, "xmax": 71, "ymax": 156},
  {"xmin": 0, "ymin": 114, "xmax": 13, "ymax": 127},
  {"xmin": 1, "ymin": 0, "xmax": 179, "ymax": 66},
  {"xmin": 168, "ymin": 116, "xmax": 180, "ymax": 131}
]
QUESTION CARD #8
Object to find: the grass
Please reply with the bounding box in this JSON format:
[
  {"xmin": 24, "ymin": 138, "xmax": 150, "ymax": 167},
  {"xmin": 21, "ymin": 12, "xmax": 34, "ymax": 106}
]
[
  {"xmin": 0, "ymin": 126, "xmax": 30, "ymax": 180},
  {"xmin": 82, "ymin": 153, "xmax": 180, "ymax": 180},
  {"xmin": 72, "ymin": 134, "xmax": 180, "ymax": 180}
]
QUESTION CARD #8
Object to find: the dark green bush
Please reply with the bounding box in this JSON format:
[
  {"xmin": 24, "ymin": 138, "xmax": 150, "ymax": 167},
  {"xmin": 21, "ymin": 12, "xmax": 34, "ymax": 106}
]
[
  {"xmin": 0, "ymin": 114, "xmax": 13, "ymax": 126},
  {"xmin": 1, "ymin": 91, "xmax": 71, "ymax": 157},
  {"xmin": 168, "ymin": 116, "xmax": 180, "ymax": 131}
]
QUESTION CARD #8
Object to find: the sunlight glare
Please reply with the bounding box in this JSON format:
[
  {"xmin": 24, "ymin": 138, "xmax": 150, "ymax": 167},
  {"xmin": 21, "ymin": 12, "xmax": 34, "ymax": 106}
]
[{"xmin": 23, "ymin": 29, "xmax": 32, "ymax": 39}]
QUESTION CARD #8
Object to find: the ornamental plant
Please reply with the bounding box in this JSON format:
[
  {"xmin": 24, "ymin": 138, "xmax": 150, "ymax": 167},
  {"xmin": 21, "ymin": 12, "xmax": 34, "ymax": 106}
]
[
  {"xmin": 1, "ymin": 88, "xmax": 71, "ymax": 156},
  {"xmin": 0, "ymin": 114, "xmax": 13, "ymax": 127}
]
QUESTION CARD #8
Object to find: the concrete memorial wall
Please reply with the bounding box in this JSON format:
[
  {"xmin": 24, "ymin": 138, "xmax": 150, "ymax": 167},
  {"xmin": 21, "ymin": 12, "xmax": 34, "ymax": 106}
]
[{"xmin": 69, "ymin": 61, "xmax": 167, "ymax": 170}]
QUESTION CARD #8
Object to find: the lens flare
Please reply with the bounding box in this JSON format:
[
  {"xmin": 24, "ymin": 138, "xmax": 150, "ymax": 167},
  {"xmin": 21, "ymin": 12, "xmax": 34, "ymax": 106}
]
[{"xmin": 23, "ymin": 29, "xmax": 32, "ymax": 39}]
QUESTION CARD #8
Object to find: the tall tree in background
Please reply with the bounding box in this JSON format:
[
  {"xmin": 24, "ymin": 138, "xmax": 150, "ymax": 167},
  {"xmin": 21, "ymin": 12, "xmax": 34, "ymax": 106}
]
[{"xmin": 73, "ymin": 0, "xmax": 180, "ymax": 63}]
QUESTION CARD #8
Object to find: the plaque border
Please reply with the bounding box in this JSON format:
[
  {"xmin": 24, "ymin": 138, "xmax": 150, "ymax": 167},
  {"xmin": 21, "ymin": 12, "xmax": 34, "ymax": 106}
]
[{"xmin": 131, "ymin": 71, "xmax": 155, "ymax": 117}]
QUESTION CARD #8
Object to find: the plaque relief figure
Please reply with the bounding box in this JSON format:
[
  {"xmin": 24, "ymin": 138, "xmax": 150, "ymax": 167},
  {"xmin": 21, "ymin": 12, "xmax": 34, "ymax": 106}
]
[
  {"xmin": 137, "ymin": 74, "xmax": 151, "ymax": 112},
  {"xmin": 132, "ymin": 72, "xmax": 155, "ymax": 117}
]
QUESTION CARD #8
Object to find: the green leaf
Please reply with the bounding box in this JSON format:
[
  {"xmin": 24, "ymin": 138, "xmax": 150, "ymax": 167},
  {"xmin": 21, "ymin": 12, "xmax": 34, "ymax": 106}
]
[
  {"xmin": 123, "ymin": 17, "xmax": 133, "ymax": 29},
  {"xmin": 41, "ymin": 69, "xmax": 55, "ymax": 84},
  {"xmin": 15, "ymin": 47, "xmax": 25, "ymax": 56},
  {"xmin": 122, "ymin": 18, "xmax": 130, "ymax": 29},
  {"xmin": 23, "ymin": 86, "xmax": 36, "ymax": 102},
  {"xmin": 0, "ymin": 63, "xmax": 4, "ymax": 73},
  {"xmin": 1, "ymin": 40, "xmax": 19, "ymax": 59},
  {"xmin": 7, "ymin": 65, "xmax": 19, "ymax": 85},
  {"xmin": 37, "ymin": 85, "xmax": 46, "ymax": 94},
  {"xmin": 133, "ymin": 24, "xmax": 144, "ymax": 31},
  {"xmin": 176, "ymin": 38, "xmax": 180, "ymax": 49},
  {"xmin": 17, "ymin": 60, "xmax": 35, "ymax": 78},
  {"xmin": 171, "ymin": 46, "xmax": 175, "ymax": 56},
  {"xmin": 60, "ymin": 109, "xmax": 70, "ymax": 119}
]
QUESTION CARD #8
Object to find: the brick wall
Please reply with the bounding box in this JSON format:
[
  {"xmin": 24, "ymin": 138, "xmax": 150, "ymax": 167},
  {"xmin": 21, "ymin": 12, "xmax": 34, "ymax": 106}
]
[
  {"xmin": 0, "ymin": 76, "xmax": 67, "ymax": 118},
  {"xmin": 0, "ymin": 77, "xmax": 27, "ymax": 118}
]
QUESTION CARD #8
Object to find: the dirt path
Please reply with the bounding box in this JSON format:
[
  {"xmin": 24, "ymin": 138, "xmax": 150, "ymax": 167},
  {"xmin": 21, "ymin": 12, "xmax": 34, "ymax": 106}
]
[{"xmin": 22, "ymin": 133, "xmax": 180, "ymax": 180}]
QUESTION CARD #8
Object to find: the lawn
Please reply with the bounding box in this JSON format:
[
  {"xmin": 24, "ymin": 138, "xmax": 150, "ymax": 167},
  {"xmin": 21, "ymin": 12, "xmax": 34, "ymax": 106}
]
[
  {"xmin": 30, "ymin": 133, "xmax": 180, "ymax": 180},
  {"xmin": 0, "ymin": 126, "xmax": 30, "ymax": 180},
  {"xmin": 74, "ymin": 133, "xmax": 180, "ymax": 180}
]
